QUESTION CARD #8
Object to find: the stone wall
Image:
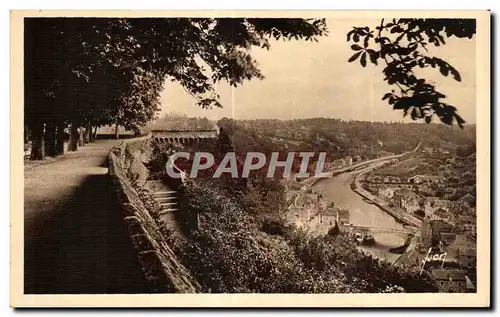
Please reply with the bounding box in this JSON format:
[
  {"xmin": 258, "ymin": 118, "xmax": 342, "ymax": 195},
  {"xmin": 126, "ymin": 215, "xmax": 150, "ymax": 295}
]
[{"xmin": 108, "ymin": 134, "xmax": 201, "ymax": 293}]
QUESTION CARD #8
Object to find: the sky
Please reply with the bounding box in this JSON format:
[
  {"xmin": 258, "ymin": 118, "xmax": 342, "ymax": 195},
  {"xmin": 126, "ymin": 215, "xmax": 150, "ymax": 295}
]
[{"xmin": 159, "ymin": 18, "xmax": 476, "ymax": 124}]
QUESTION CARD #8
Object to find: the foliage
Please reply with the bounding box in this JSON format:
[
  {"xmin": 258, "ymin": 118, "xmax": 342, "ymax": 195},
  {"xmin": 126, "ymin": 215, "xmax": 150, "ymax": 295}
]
[
  {"xmin": 175, "ymin": 178, "xmax": 438, "ymax": 293},
  {"xmin": 347, "ymin": 18, "xmax": 476, "ymax": 127},
  {"xmin": 25, "ymin": 17, "xmax": 327, "ymax": 157},
  {"xmin": 217, "ymin": 117, "xmax": 475, "ymax": 163},
  {"xmin": 149, "ymin": 122, "xmax": 441, "ymax": 293},
  {"xmin": 147, "ymin": 113, "xmax": 215, "ymax": 131}
]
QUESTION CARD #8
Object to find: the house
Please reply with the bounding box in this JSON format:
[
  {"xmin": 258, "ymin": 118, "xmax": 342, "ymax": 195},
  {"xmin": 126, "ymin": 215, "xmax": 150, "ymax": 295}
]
[
  {"xmin": 319, "ymin": 208, "xmax": 338, "ymax": 227},
  {"xmin": 458, "ymin": 248, "xmax": 476, "ymax": 269},
  {"xmin": 418, "ymin": 185, "xmax": 435, "ymax": 196},
  {"xmin": 459, "ymin": 193, "xmax": 476, "ymax": 207},
  {"xmin": 393, "ymin": 188, "xmax": 420, "ymax": 213},
  {"xmin": 430, "ymin": 219, "xmax": 454, "ymax": 246},
  {"xmin": 295, "ymin": 192, "xmax": 320, "ymax": 209},
  {"xmin": 409, "ymin": 175, "xmax": 443, "ymax": 185},
  {"xmin": 287, "ymin": 206, "xmax": 303, "ymax": 224},
  {"xmin": 464, "ymin": 223, "xmax": 477, "ymax": 235},
  {"xmin": 377, "ymin": 186, "xmax": 395, "ymax": 200},
  {"xmin": 337, "ymin": 208, "xmax": 350, "ymax": 224},
  {"xmin": 423, "ymin": 147, "xmax": 434, "ymax": 155},
  {"xmin": 422, "ymin": 218, "xmax": 455, "ymax": 248},
  {"xmin": 424, "ymin": 198, "xmax": 450, "ymax": 215},
  {"xmin": 391, "ymin": 176, "xmax": 402, "ymax": 183},
  {"xmin": 431, "ymin": 268, "xmax": 467, "ymax": 293},
  {"xmin": 318, "ymin": 206, "xmax": 350, "ymax": 226},
  {"xmin": 332, "ymin": 158, "xmax": 346, "ymax": 169},
  {"xmin": 344, "ymin": 156, "xmax": 353, "ymax": 165}
]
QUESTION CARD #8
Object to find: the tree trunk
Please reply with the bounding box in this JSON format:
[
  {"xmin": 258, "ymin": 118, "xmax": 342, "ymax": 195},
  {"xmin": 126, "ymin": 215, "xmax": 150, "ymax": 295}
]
[
  {"xmin": 83, "ymin": 123, "xmax": 91, "ymax": 144},
  {"xmin": 55, "ymin": 122, "xmax": 65, "ymax": 155},
  {"xmin": 68, "ymin": 122, "xmax": 78, "ymax": 152},
  {"xmin": 78, "ymin": 127, "xmax": 85, "ymax": 146},
  {"xmin": 24, "ymin": 125, "xmax": 30, "ymax": 144},
  {"xmin": 88, "ymin": 123, "xmax": 94, "ymax": 142},
  {"xmin": 114, "ymin": 122, "xmax": 120, "ymax": 139},
  {"xmin": 30, "ymin": 122, "xmax": 45, "ymax": 160},
  {"xmin": 45, "ymin": 122, "xmax": 57, "ymax": 157},
  {"xmin": 92, "ymin": 126, "xmax": 98, "ymax": 141}
]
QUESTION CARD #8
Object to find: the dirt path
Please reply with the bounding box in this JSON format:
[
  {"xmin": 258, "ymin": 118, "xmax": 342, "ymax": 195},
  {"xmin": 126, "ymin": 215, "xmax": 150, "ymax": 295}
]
[{"xmin": 24, "ymin": 140, "xmax": 148, "ymax": 294}]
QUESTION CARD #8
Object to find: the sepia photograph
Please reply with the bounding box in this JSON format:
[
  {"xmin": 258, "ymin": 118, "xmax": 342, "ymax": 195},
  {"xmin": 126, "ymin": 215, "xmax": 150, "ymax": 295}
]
[{"xmin": 10, "ymin": 10, "xmax": 490, "ymax": 307}]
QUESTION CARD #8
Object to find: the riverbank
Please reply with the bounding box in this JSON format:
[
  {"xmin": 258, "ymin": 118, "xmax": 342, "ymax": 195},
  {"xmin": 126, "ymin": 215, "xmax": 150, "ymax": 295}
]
[
  {"xmin": 299, "ymin": 154, "xmax": 404, "ymax": 187},
  {"xmin": 300, "ymin": 141, "xmax": 421, "ymax": 188},
  {"xmin": 351, "ymin": 171, "xmax": 422, "ymax": 228},
  {"xmin": 303, "ymin": 154, "xmax": 422, "ymax": 228}
]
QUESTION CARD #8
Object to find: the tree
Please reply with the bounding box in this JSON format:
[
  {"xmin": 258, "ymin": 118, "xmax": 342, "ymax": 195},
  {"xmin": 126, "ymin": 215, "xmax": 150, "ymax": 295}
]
[
  {"xmin": 25, "ymin": 18, "xmax": 327, "ymax": 159},
  {"xmin": 347, "ymin": 18, "xmax": 476, "ymax": 128}
]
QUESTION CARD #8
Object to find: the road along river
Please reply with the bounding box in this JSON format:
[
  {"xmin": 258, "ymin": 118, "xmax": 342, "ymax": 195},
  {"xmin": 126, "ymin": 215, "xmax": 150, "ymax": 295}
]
[{"xmin": 313, "ymin": 163, "xmax": 407, "ymax": 263}]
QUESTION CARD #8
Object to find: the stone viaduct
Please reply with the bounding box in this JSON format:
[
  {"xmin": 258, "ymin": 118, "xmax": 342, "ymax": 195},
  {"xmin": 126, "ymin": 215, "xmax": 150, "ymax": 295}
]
[{"xmin": 151, "ymin": 129, "xmax": 219, "ymax": 145}]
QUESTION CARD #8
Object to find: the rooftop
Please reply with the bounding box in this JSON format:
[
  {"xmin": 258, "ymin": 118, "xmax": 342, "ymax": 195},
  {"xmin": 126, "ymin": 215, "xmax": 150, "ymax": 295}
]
[
  {"xmin": 432, "ymin": 268, "xmax": 466, "ymax": 281},
  {"xmin": 459, "ymin": 248, "xmax": 476, "ymax": 257},
  {"xmin": 459, "ymin": 193, "xmax": 475, "ymax": 204},
  {"xmin": 410, "ymin": 175, "xmax": 442, "ymax": 180},
  {"xmin": 426, "ymin": 198, "xmax": 451, "ymax": 206},
  {"xmin": 465, "ymin": 276, "xmax": 476, "ymax": 290},
  {"xmin": 448, "ymin": 269, "xmax": 467, "ymax": 281},
  {"xmin": 432, "ymin": 268, "xmax": 449, "ymax": 280},
  {"xmin": 395, "ymin": 188, "xmax": 418, "ymax": 197},
  {"xmin": 337, "ymin": 209, "xmax": 350, "ymax": 217},
  {"xmin": 322, "ymin": 208, "xmax": 339, "ymax": 217}
]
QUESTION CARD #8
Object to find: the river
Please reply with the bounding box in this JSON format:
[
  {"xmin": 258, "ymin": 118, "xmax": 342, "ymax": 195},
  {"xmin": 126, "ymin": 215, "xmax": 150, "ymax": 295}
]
[{"xmin": 313, "ymin": 164, "xmax": 406, "ymax": 263}]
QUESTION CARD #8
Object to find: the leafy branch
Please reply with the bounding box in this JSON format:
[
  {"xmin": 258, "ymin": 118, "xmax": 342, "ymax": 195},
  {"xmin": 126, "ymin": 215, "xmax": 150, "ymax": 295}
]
[{"xmin": 347, "ymin": 18, "xmax": 476, "ymax": 127}]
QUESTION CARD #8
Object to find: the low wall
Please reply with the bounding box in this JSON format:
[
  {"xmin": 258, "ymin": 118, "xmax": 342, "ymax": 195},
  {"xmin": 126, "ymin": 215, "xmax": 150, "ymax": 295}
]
[{"xmin": 108, "ymin": 133, "xmax": 201, "ymax": 293}]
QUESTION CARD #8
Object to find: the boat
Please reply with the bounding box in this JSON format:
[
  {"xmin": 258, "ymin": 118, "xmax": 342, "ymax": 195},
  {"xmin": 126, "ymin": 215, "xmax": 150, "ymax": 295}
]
[
  {"xmin": 362, "ymin": 234, "xmax": 375, "ymax": 245},
  {"xmin": 354, "ymin": 233, "xmax": 363, "ymax": 244},
  {"xmin": 342, "ymin": 221, "xmax": 353, "ymax": 227}
]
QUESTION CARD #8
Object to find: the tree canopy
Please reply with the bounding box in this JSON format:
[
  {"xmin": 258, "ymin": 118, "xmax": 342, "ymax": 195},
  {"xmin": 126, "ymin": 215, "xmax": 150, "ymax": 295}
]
[
  {"xmin": 24, "ymin": 17, "xmax": 327, "ymax": 158},
  {"xmin": 347, "ymin": 18, "xmax": 476, "ymax": 128},
  {"xmin": 25, "ymin": 17, "xmax": 328, "ymax": 123}
]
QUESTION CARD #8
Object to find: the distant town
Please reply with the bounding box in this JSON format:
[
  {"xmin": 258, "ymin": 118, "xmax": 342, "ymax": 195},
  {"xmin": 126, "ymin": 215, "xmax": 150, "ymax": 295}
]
[{"xmin": 278, "ymin": 129, "xmax": 476, "ymax": 293}]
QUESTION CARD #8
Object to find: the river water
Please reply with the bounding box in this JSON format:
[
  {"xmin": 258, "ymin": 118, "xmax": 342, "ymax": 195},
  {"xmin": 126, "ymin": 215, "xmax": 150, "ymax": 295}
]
[{"xmin": 313, "ymin": 165, "xmax": 406, "ymax": 262}]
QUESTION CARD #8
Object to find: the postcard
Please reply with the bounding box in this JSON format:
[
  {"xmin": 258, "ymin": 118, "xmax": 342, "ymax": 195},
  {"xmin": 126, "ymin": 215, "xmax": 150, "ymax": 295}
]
[{"xmin": 10, "ymin": 10, "xmax": 490, "ymax": 308}]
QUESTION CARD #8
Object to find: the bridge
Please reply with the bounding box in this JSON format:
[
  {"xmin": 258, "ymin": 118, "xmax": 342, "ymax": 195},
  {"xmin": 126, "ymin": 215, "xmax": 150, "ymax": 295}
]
[
  {"xmin": 151, "ymin": 129, "xmax": 219, "ymax": 144},
  {"xmin": 151, "ymin": 129, "xmax": 218, "ymax": 145},
  {"xmin": 150, "ymin": 129, "xmax": 220, "ymax": 185},
  {"xmin": 348, "ymin": 225, "xmax": 420, "ymax": 237}
]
